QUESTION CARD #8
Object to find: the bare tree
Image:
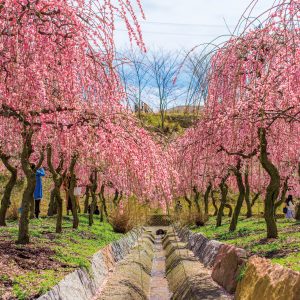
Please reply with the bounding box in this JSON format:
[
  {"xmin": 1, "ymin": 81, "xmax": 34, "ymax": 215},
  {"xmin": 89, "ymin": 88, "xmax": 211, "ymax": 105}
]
[
  {"xmin": 185, "ymin": 52, "xmax": 210, "ymax": 110},
  {"xmin": 117, "ymin": 49, "xmax": 151, "ymax": 118},
  {"xmin": 148, "ymin": 50, "xmax": 182, "ymax": 130}
]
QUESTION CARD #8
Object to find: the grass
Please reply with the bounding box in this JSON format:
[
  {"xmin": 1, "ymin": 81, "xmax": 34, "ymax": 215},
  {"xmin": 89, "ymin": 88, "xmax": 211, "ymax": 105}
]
[
  {"xmin": 12, "ymin": 270, "xmax": 62, "ymax": 300},
  {"xmin": 0, "ymin": 215, "xmax": 122, "ymax": 299},
  {"xmin": 139, "ymin": 112, "xmax": 198, "ymax": 135},
  {"xmin": 191, "ymin": 216, "xmax": 300, "ymax": 272}
]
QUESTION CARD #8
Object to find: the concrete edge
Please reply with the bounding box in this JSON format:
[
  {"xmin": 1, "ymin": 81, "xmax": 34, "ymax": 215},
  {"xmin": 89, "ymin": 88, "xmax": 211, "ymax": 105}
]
[
  {"xmin": 174, "ymin": 224, "xmax": 300, "ymax": 297},
  {"xmin": 174, "ymin": 224, "xmax": 245, "ymax": 294},
  {"xmin": 38, "ymin": 227, "xmax": 143, "ymax": 300}
]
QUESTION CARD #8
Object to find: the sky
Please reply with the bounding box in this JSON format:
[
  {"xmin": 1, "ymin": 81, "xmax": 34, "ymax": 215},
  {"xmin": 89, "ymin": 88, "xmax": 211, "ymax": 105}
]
[
  {"xmin": 115, "ymin": 0, "xmax": 277, "ymax": 110},
  {"xmin": 115, "ymin": 0, "xmax": 276, "ymax": 51}
]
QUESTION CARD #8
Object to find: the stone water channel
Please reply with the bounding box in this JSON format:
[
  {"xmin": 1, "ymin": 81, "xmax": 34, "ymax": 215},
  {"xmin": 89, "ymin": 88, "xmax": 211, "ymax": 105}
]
[
  {"xmin": 149, "ymin": 228, "xmax": 171, "ymax": 300},
  {"xmin": 39, "ymin": 225, "xmax": 300, "ymax": 300},
  {"xmin": 94, "ymin": 226, "xmax": 231, "ymax": 300}
]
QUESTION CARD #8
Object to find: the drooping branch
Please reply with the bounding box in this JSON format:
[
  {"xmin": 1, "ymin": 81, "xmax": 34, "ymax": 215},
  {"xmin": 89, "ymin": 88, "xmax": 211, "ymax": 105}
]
[{"xmin": 218, "ymin": 145, "xmax": 258, "ymax": 159}]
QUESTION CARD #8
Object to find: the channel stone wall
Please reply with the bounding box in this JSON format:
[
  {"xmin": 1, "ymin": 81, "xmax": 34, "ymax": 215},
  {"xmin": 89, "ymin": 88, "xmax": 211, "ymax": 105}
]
[{"xmin": 38, "ymin": 228, "xmax": 143, "ymax": 300}]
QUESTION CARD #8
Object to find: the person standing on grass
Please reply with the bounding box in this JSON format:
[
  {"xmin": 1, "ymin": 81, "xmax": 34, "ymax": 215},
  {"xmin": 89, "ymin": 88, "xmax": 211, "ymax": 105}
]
[
  {"xmin": 285, "ymin": 195, "xmax": 295, "ymax": 220},
  {"xmin": 32, "ymin": 165, "xmax": 45, "ymax": 218}
]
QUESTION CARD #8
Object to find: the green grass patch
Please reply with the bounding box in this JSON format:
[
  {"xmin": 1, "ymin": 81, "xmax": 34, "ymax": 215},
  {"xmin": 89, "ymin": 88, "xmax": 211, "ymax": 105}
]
[
  {"xmin": 13, "ymin": 270, "xmax": 64, "ymax": 298},
  {"xmin": 192, "ymin": 216, "xmax": 300, "ymax": 272},
  {"xmin": 139, "ymin": 112, "xmax": 198, "ymax": 134},
  {"xmin": 0, "ymin": 215, "xmax": 122, "ymax": 299},
  {"xmin": 236, "ymin": 264, "xmax": 247, "ymax": 282}
]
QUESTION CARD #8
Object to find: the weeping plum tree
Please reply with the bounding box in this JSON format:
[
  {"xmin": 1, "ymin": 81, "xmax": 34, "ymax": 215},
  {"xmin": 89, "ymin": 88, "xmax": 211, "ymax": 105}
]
[
  {"xmin": 203, "ymin": 0, "xmax": 300, "ymax": 238},
  {"xmin": 172, "ymin": 0, "xmax": 299, "ymax": 238},
  {"xmin": 0, "ymin": 0, "xmax": 150, "ymax": 243}
]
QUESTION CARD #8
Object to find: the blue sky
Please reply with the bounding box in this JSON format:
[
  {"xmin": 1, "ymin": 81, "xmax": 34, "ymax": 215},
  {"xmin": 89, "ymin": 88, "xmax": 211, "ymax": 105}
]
[
  {"xmin": 115, "ymin": 0, "xmax": 276, "ymax": 51},
  {"xmin": 115, "ymin": 0, "xmax": 276, "ymax": 110}
]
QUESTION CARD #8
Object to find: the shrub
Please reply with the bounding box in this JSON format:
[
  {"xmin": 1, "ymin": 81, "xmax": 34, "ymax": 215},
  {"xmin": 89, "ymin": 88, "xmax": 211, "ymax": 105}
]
[
  {"xmin": 179, "ymin": 210, "xmax": 209, "ymax": 227},
  {"xmin": 110, "ymin": 209, "xmax": 134, "ymax": 234}
]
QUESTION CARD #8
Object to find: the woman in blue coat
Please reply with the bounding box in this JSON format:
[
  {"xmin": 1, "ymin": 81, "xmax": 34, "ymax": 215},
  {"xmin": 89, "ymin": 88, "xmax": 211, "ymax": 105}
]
[{"xmin": 33, "ymin": 167, "xmax": 45, "ymax": 218}]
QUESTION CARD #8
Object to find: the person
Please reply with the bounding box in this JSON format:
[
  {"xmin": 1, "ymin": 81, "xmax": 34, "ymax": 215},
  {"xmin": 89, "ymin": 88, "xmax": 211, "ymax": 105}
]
[
  {"xmin": 32, "ymin": 165, "xmax": 45, "ymax": 218},
  {"xmin": 175, "ymin": 200, "xmax": 183, "ymax": 213},
  {"xmin": 285, "ymin": 195, "xmax": 295, "ymax": 220},
  {"xmin": 88, "ymin": 204, "xmax": 100, "ymax": 215}
]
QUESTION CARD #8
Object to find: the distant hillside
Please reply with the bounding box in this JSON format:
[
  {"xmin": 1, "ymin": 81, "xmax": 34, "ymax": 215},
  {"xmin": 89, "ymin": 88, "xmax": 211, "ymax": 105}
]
[
  {"xmin": 166, "ymin": 105, "xmax": 203, "ymax": 114},
  {"xmin": 139, "ymin": 111, "xmax": 199, "ymax": 139}
]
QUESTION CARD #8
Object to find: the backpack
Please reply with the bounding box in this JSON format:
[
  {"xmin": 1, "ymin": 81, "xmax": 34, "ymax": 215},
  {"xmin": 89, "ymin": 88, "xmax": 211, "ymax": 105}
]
[{"xmin": 283, "ymin": 207, "xmax": 288, "ymax": 214}]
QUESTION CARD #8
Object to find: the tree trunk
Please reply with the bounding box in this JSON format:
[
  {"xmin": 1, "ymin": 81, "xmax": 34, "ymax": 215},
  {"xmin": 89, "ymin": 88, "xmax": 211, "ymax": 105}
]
[
  {"xmin": 77, "ymin": 200, "xmax": 81, "ymax": 214},
  {"xmin": 100, "ymin": 203, "xmax": 104, "ymax": 222},
  {"xmin": 68, "ymin": 155, "xmax": 79, "ymax": 229},
  {"xmin": 216, "ymin": 173, "xmax": 230, "ymax": 227},
  {"xmin": 161, "ymin": 109, "xmax": 166, "ymax": 131},
  {"xmin": 225, "ymin": 203, "xmax": 233, "ymax": 217},
  {"xmin": 295, "ymin": 204, "xmax": 300, "ymax": 221},
  {"xmin": 29, "ymin": 195, "xmax": 35, "ymax": 219},
  {"xmin": 216, "ymin": 202, "xmax": 225, "ymax": 227},
  {"xmin": 258, "ymin": 128, "xmax": 279, "ymax": 238},
  {"xmin": 251, "ymin": 192, "xmax": 260, "ymax": 207},
  {"xmin": 204, "ymin": 183, "xmax": 212, "ymax": 216},
  {"xmin": 55, "ymin": 190, "xmax": 63, "ymax": 233},
  {"xmin": 46, "ymin": 145, "xmax": 65, "ymax": 233},
  {"xmin": 296, "ymin": 163, "xmax": 300, "ymax": 220},
  {"xmin": 184, "ymin": 194, "xmax": 192, "ymax": 219},
  {"xmin": 89, "ymin": 171, "xmax": 97, "ymax": 226},
  {"xmin": 113, "ymin": 189, "xmax": 123, "ymax": 208},
  {"xmin": 99, "ymin": 184, "xmax": 109, "ymax": 222},
  {"xmin": 69, "ymin": 175, "xmax": 79, "ymax": 229},
  {"xmin": 274, "ymin": 177, "xmax": 288, "ymax": 214},
  {"xmin": 230, "ymin": 161, "xmax": 246, "ymax": 231},
  {"xmin": 47, "ymin": 188, "xmax": 57, "ymax": 216},
  {"xmin": 244, "ymin": 167, "xmax": 252, "ymax": 218},
  {"xmin": 193, "ymin": 187, "xmax": 201, "ymax": 213},
  {"xmin": 0, "ymin": 154, "xmax": 17, "ymax": 226},
  {"xmin": 193, "ymin": 187, "xmax": 204, "ymax": 226},
  {"xmin": 18, "ymin": 178, "xmax": 35, "ymax": 244},
  {"xmin": 89, "ymin": 192, "xmax": 97, "ymax": 226},
  {"xmin": 84, "ymin": 186, "xmax": 90, "ymax": 214},
  {"xmin": 18, "ymin": 130, "xmax": 44, "ymax": 244},
  {"xmin": 211, "ymin": 190, "xmax": 218, "ymax": 216}
]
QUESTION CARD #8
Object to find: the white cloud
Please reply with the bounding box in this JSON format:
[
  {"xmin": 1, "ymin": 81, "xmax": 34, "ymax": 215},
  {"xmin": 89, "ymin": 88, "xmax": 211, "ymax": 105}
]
[{"xmin": 115, "ymin": 0, "xmax": 276, "ymax": 51}]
